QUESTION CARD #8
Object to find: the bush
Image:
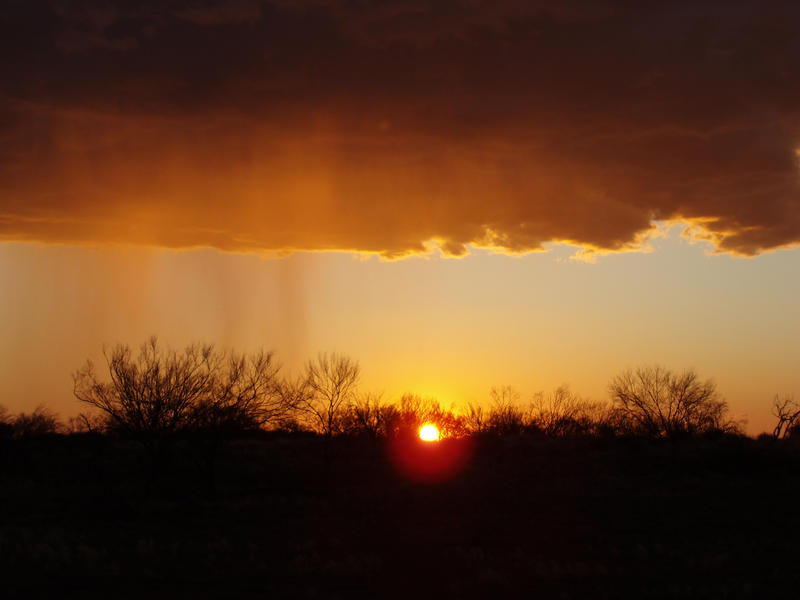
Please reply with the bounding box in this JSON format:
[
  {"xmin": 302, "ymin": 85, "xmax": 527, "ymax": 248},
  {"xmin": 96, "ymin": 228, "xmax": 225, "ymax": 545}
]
[{"xmin": 12, "ymin": 406, "xmax": 61, "ymax": 438}]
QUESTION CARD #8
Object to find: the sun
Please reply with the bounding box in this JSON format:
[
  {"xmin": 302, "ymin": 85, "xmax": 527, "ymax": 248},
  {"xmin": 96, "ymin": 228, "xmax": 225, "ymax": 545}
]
[{"xmin": 418, "ymin": 423, "xmax": 440, "ymax": 442}]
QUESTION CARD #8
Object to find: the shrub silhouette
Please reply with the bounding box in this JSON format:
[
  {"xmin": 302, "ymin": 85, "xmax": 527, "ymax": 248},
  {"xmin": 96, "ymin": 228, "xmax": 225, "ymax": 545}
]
[
  {"xmin": 11, "ymin": 405, "xmax": 61, "ymax": 438},
  {"xmin": 0, "ymin": 405, "xmax": 13, "ymax": 439}
]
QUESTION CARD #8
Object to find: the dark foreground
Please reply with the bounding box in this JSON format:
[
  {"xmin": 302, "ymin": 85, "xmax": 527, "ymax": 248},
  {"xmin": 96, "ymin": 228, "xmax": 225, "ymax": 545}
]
[{"xmin": 2, "ymin": 433, "xmax": 800, "ymax": 598}]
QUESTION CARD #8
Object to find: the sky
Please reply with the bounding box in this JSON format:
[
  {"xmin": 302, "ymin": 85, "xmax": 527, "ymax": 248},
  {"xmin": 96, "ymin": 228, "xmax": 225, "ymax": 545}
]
[{"xmin": 1, "ymin": 1, "xmax": 799, "ymax": 433}]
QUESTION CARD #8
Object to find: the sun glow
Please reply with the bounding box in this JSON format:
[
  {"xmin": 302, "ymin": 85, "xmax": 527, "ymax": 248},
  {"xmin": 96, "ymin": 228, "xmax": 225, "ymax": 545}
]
[{"xmin": 419, "ymin": 424, "xmax": 440, "ymax": 442}]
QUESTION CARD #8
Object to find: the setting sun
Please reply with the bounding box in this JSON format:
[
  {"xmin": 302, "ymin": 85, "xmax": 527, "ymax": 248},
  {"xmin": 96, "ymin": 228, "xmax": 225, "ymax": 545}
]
[{"xmin": 419, "ymin": 424, "xmax": 440, "ymax": 442}]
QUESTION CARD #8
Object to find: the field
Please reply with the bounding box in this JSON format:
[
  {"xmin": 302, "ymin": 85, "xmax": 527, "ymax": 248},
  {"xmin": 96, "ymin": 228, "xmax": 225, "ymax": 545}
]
[{"xmin": 2, "ymin": 433, "xmax": 800, "ymax": 598}]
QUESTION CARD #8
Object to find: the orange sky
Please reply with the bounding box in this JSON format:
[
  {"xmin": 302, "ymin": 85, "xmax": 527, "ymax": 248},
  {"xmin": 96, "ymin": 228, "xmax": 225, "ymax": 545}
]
[
  {"xmin": 1, "ymin": 1, "xmax": 799, "ymax": 433},
  {"xmin": 1, "ymin": 231, "xmax": 798, "ymax": 434}
]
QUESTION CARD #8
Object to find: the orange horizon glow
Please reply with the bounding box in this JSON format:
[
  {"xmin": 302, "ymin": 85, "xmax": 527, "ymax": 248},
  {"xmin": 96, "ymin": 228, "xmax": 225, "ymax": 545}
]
[{"xmin": 1, "ymin": 238, "xmax": 799, "ymax": 436}]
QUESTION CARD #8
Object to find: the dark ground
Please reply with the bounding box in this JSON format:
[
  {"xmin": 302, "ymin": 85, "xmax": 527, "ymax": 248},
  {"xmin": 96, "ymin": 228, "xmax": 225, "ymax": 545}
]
[{"xmin": 2, "ymin": 433, "xmax": 799, "ymax": 598}]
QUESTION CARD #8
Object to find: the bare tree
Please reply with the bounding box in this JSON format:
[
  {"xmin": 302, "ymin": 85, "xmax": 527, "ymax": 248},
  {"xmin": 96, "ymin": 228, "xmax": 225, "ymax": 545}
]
[
  {"xmin": 608, "ymin": 366, "xmax": 735, "ymax": 438},
  {"xmin": 73, "ymin": 337, "xmax": 289, "ymax": 492},
  {"xmin": 487, "ymin": 385, "xmax": 525, "ymax": 435},
  {"xmin": 67, "ymin": 412, "xmax": 110, "ymax": 435},
  {"xmin": 428, "ymin": 400, "xmax": 468, "ymax": 438},
  {"xmin": 188, "ymin": 349, "xmax": 287, "ymax": 495},
  {"xmin": 73, "ymin": 337, "xmax": 218, "ymax": 487},
  {"xmin": 340, "ymin": 391, "xmax": 391, "ymax": 439},
  {"xmin": 383, "ymin": 394, "xmax": 466, "ymax": 439},
  {"xmin": 771, "ymin": 394, "xmax": 800, "ymax": 439},
  {"xmin": 295, "ymin": 352, "xmax": 360, "ymax": 437},
  {"xmin": 74, "ymin": 337, "xmax": 216, "ymax": 432},
  {"xmin": 190, "ymin": 349, "xmax": 285, "ymax": 433},
  {"xmin": 391, "ymin": 393, "xmax": 430, "ymax": 435},
  {"xmin": 462, "ymin": 403, "xmax": 488, "ymax": 435},
  {"xmin": 529, "ymin": 386, "xmax": 607, "ymax": 437},
  {"xmin": 277, "ymin": 376, "xmax": 315, "ymax": 432}
]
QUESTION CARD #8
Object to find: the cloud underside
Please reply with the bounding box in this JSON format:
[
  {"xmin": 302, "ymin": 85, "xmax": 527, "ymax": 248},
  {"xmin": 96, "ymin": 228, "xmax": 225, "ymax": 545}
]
[{"xmin": 1, "ymin": 1, "xmax": 799, "ymax": 258}]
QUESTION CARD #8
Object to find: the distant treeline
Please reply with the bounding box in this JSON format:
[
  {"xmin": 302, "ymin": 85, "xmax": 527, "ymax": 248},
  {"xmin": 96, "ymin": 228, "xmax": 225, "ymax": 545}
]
[
  {"xmin": 1, "ymin": 336, "xmax": 799, "ymax": 498},
  {"xmin": 2, "ymin": 336, "xmax": 798, "ymax": 444}
]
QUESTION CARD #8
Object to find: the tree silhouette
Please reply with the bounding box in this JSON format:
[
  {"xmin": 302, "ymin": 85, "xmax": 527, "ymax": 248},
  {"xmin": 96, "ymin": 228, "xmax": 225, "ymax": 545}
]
[
  {"xmin": 382, "ymin": 394, "xmax": 466, "ymax": 439},
  {"xmin": 73, "ymin": 337, "xmax": 218, "ymax": 488},
  {"xmin": 187, "ymin": 349, "xmax": 287, "ymax": 495},
  {"xmin": 462, "ymin": 403, "xmax": 488, "ymax": 434},
  {"xmin": 189, "ymin": 349, "xmax": 284, "ymax": 432},
  {"xmin": 340, "ymin": 391, "xmax": 392, "ymax": 439},
  {"xmin": 73, "ymin": 337, "xmax": 288, "ymax": 492},
  {"xmin": 771, "ymin": 394, "xmax": 800, "ymax": 439},
  {"xmin": 67, "ymin": 411, "xmax": 110, "ymax": 435},
  {"xmin": 295, "ymin": 352, "xmax": 360, "ymax": 437},
  {"xmin": 529, "ymin": 386, "xmax": 608, "ymax": 437},
  {"xmin": 608, "ymin": 366, "xmax": 736, "ymax": 438},
  {"xmin": 487, "ymin": 385, "xmax": 525, "ymax": 435}
]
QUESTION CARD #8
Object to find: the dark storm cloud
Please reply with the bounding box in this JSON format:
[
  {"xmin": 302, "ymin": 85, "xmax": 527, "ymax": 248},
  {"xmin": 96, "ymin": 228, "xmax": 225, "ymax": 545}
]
[{"xmin": 1, "ymin": 0, "xmax": 799, "ymax": 256}]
